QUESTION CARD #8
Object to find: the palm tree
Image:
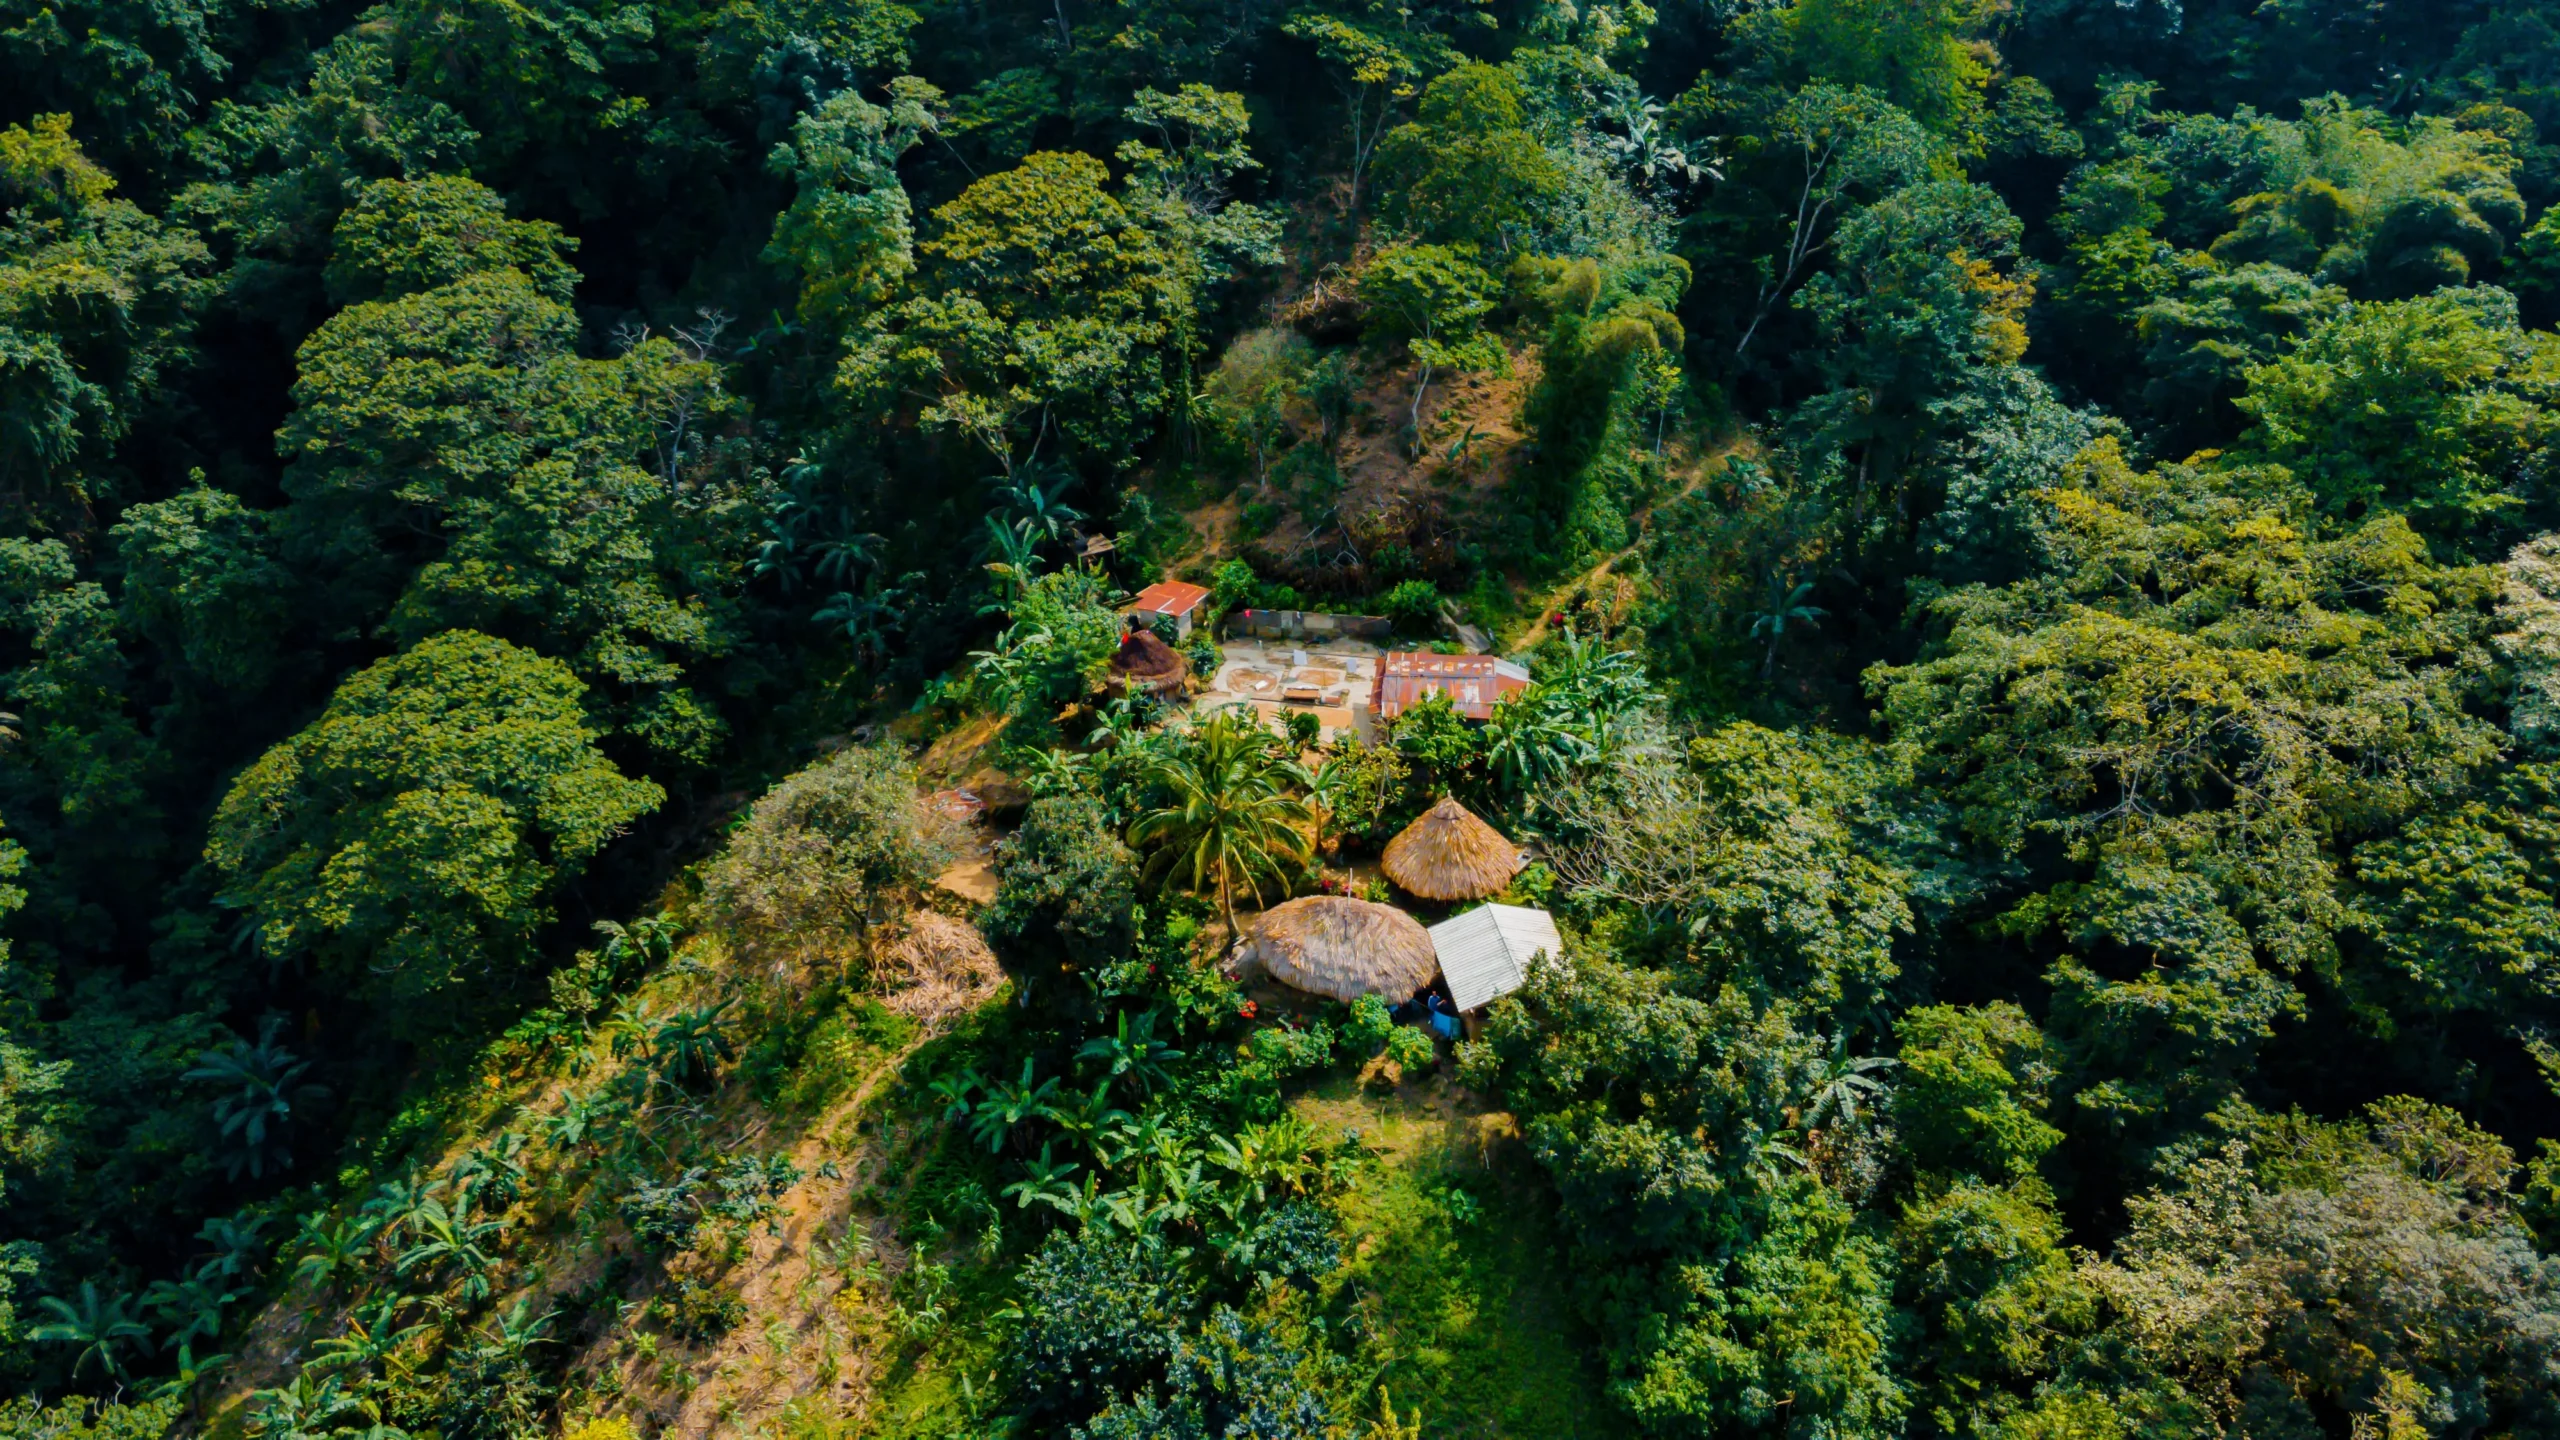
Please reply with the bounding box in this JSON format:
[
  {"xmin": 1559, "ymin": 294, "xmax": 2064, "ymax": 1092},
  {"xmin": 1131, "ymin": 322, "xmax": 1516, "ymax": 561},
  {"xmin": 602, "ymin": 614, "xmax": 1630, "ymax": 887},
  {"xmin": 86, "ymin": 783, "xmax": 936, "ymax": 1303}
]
[
  {"xmin": 1748, "ymin": 573, "xmax": 1827, "ymax": 679},
  {"xmin": 1128, "ymin": 709, "xmax": 1316, "ymax": 943}
]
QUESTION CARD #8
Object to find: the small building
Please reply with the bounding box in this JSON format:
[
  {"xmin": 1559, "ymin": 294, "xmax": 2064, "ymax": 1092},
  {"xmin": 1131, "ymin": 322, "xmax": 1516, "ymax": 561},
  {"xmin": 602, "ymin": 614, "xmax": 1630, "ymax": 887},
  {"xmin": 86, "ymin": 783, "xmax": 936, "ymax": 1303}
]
[
  {"xmin": 1427, "ymin": 903, "xmax": 1565, "ymax": 1013},
  {"xmin": 1128, "ymin": 580, "xmax": 1212, "ymax": 639},
  {"xmin": 1381, "ymin": 796, "xmax": 1525, "ymax": 902},
  {"xmin": 1234, "ymin": 896, "xmax": 1438, "ymax": 1002},
  {"xmin": 1372, "ymin": 652, "xmax": 1532, "ymax": 723}
]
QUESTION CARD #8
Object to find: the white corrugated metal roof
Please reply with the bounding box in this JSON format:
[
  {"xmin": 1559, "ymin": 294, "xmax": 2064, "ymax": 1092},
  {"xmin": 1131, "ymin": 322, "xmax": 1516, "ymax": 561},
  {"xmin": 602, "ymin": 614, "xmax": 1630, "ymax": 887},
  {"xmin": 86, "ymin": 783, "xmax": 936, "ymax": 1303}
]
[{"xmin": 1428, "ymin": 903, "xmax": 1564, "ymax": 1012}]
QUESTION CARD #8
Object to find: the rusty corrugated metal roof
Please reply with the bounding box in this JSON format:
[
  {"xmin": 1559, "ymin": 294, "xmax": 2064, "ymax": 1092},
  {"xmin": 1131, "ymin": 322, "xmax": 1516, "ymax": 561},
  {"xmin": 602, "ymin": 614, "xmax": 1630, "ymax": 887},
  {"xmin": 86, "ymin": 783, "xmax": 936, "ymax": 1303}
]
[{"xmin": 1371, "ymin": 652, "xmax": 1532, "ymax": 721}]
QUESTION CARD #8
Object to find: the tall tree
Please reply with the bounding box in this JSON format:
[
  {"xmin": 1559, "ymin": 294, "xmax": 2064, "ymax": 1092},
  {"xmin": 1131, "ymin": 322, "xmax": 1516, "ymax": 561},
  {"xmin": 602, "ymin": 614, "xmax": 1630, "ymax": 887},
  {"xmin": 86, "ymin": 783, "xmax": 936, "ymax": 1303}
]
[
  {"xmin": 1128, "ymin": 709, "xmax": 1314, "ymax": 942},
  {"xmin": 205, "ymin": 630, "xmax": 663, "ymax": 1013}
]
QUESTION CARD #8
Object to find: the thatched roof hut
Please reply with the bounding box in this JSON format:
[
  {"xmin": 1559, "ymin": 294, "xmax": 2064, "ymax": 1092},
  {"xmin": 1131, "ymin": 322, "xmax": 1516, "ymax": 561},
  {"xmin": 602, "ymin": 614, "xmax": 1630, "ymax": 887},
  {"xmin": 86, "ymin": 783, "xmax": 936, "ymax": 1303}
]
[
  {"xmin": 1381, "ymin": 796, "xmax": 1523, "ymax": 901},
  {"xmin": 1239, "ymin": 896, "xmax": 1437, "ymax": 1002},
  {"xmin": 1108, "ymin": 627, "xmax": 1189, "ymax": 698}
]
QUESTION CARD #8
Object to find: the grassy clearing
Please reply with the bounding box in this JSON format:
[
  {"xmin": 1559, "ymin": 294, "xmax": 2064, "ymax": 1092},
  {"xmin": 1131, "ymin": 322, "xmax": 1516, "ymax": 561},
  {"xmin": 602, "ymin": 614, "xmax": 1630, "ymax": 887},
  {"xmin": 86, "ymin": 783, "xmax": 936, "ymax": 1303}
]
[{"xmin": 1298, "ymin": 1073, "xmax": 1612, "ymax": 1439}]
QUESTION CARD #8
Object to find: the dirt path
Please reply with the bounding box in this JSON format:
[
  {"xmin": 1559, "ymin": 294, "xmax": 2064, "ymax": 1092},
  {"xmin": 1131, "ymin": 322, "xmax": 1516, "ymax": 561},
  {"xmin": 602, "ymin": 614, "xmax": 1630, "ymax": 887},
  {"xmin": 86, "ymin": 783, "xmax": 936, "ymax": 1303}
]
[{"xmin": 1504, "ymin": 431, "xmax": 1755, "ymax": 655}]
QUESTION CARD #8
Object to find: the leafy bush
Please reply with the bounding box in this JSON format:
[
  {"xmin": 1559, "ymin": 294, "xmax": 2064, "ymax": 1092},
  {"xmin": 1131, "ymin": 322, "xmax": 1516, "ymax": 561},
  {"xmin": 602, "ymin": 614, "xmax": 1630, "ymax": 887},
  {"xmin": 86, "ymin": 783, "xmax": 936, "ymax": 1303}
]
[
  {"xmin": 0, "ymin": 1398, "xmax": 178, "ymax": 1439},
  {"xmin": 662, "ymin": 1276, "xmax": 747, "ymax": 1344},
  {"xmin": 1080, "ymin": 1307, "xmax": 1342, "ymax": 1437},
  {"xmin": 1342, "ymin": 995, "xmax": 1395, "ymax": 1052},
  {"xmin": 985, "ymin": 794, "xmax": 1143, "ymax": 971},
  {"xmin": 703, "ymin": 742, "xmax": 962, "ymax": 959},
  {"xmin": 1381, "ymin": 1026, "xmax": 1436, "ymax": 1074},
  {"xmin": 1227, "ymin": 1200, "xmax": 1341, "ymax": 1287},
  {"xmin": 1010, "ymin": 1229, "xmax": 1195, "ymax": 1415},
  {"xmin": 618, "ymin": 1154, "xmax": 803, "ymax": 1252},
  {"xmin": 1379, "ymin": 578, "xmax": 1443, "ymax": 632}
]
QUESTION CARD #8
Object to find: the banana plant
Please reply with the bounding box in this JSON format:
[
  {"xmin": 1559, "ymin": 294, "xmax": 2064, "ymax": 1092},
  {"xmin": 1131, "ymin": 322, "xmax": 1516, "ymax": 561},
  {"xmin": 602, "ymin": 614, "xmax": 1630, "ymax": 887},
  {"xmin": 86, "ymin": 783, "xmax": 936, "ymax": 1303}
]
[
  {"xmin": 1205, "ymin": 1115, "xmax": 1321, "ymax": 1206},
  {"xmin": 602, "ymin": 994, "xmax": 659, "ymax": 1061},
  {"xmin": 538, "ymin": 1089, "xmax": 621, "ymax": 1151},
  {"xmin": 1796, "ymin": 1037, "xmax": 1896, "ymax": 1133},
  {"xmin": 1094, "ymin": 1108, "xmax": 1180, "ymax": 1172},
  {"xmin": 357, "ymin": 1173, "xmax": 435, "ymax": 1249},
  {"xmin": 593, "ymin": 912, "xmax": 681, "ymax": 975},
  {"xmin": 29, "ymin": 1281, "xmax": 152, "ymax": 1382},
  {"xmin": 927, "ymin": 1068, "xmax": 982, "ymax": 1126},
  {"xmin": 185, "ymin": 1015, "xmax": 328, "ymax": 1180},
  {"xmin": 1048, "ymin": 1082, "xmax": 1132, "ymax": 1157},
  {"xmin": 292, "ymin": 1211, "xmax": 380, "ymax": 1292},
  {"xmin": 308, "ymin": 1295, "xmax": 429, "ymax": 1384},
  {"xmin": 144, "ymin": 1339, "xmax": 231, "ymax": 1407},
  {"xmin": 1076, "ymin": 1010, "xmax": 1185, "ymax": 1096},
  {"xmin": 451, "ymin": 1131, "xmax": 528, "ymax": 1214},
  {"xmin": 247, "ymin": 1370, "xmax": 404, "ymax": 1440},
  {"xmin": 1001, "ymin": 1144, "xmax": 1082, "ymax": 1211},
  {"xmin": 144, "ymin": 1272, "xmax": 236, "ymax": 1352},
  {"xmin": 650, "ymin": 998, "xmax": 736, "ymax": 1089},
  {"xmin": 969, "ymin": 1059, "xmax": 1062, "ymax": 1154},
  {"xmin": 393, "ymin": 1197, "xmax": 505, "ymax": 1304},
  {"xmin": 193, "ymin": 1212, "xmax": 272, "ymax": 1285}
]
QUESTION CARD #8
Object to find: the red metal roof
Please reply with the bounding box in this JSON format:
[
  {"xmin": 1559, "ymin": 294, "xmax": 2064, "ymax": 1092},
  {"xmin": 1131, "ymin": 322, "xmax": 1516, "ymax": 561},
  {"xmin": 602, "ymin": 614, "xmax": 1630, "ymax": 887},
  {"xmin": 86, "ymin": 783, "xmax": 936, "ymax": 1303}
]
[
  {"xmin": 1372, "ymin": 652, "xmax": 1533, "ymax": 722},
  {"xmin": 1129, "ymin": 580, "xmax": 1211, "ymax": 616}
]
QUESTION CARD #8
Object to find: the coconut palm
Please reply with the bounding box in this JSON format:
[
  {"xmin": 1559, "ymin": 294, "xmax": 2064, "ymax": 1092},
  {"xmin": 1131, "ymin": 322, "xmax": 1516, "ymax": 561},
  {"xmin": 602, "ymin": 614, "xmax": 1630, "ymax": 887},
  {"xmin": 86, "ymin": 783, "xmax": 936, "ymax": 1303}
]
[{"xmin": 1128, "ymin": 709, "xmax": 1316, "ymax": 942}]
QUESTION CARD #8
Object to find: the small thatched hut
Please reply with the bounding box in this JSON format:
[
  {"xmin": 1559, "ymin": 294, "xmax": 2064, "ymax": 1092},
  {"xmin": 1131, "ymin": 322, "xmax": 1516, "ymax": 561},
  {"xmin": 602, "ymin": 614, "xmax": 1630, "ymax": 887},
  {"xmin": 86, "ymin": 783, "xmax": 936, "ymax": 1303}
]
[
  {"xmin": 1108, "ymin": 627, "xmax": 1189, "ymax": 698},
  {"xmin": 1237, "ymin": 896, "xmax": 1437, "ymax": 1002},
  {"xmin": 1381, "ymin": 796, "xmax": 1524, "ymax": 901}
]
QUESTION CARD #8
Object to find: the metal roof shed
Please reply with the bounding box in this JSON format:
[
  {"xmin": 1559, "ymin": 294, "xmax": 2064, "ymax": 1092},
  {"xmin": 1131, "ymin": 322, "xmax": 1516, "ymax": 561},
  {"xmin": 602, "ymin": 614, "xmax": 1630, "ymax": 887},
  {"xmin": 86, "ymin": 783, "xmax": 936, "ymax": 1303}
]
[{"xmin": 1427, "ymin": 903, "xmax": 1564, "ymax": 1012}]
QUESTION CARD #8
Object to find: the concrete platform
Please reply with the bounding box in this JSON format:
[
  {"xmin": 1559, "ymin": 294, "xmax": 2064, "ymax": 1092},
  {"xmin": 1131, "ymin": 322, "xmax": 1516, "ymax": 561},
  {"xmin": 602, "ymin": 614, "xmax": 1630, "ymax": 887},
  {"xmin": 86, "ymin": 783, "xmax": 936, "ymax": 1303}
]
[{"xmin": 1196, "ymin": 637, "xmax": 1384, "ymax": 744}]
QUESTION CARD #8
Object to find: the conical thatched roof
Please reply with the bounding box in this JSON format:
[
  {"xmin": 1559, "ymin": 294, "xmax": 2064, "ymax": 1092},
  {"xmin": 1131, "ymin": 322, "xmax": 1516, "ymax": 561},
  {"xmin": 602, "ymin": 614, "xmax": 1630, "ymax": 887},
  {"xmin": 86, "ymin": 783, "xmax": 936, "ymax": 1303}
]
[
  {"xmin": 1245, "ymin": 896, "xmax": 1438, "ymax": 1002},
  {"xmin": 1382, "ymin": 796, "xmax": 1523, "ymax": 901},
  {"xmin": 1108, "ymin": 628, "xmax": 1189, "ymax": 697}
]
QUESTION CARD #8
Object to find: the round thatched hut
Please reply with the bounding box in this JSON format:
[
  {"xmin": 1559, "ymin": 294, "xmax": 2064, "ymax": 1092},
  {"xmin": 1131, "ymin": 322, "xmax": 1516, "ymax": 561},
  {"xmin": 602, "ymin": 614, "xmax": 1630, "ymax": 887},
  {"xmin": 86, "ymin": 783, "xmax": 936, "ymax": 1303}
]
[
  {"xmin": 1107, "ymin": 627, "xmax": 1189, "ymax": 698},
  {"xmin": 1237, "ymin": 896, "xmax": 1437, "ymax": 1002},
  {"xmin": 1381, "ymin": 796, "xmax": 1524, "ymax": 901}
]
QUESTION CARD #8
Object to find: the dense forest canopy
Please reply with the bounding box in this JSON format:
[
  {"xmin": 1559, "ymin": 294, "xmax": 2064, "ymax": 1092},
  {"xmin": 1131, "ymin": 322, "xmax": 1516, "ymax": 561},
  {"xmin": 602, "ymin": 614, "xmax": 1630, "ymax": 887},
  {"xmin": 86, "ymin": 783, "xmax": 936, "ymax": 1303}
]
[{"xmin": 7, "ymin": 0, "xmax": 2560, "ymax": 1433}]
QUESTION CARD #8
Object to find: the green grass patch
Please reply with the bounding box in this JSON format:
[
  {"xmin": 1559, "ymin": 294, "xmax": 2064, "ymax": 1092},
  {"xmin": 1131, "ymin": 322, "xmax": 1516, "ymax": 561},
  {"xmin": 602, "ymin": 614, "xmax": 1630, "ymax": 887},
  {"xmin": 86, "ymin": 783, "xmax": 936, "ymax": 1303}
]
[{"xmin": 1302, "ymin": 1078, "xmax": 1613, "ymax": 1438}]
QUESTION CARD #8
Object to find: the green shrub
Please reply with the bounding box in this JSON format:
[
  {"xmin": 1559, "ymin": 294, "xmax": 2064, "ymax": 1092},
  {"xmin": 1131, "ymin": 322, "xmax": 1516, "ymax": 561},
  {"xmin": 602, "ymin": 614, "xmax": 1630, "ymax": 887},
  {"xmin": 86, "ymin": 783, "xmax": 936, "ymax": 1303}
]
[
  {"xmin": 1343, "ymin": 994, "xmax": 1395, "ymax": 1052},
  {"xmin": 1382, "ymin": 1026, "xmax": 1436, "ymax": 1073},
  {"xmin": 0, "ymin": 1399, "xmax": 179, "ymax": 1439},
  {"xmin": 703, "ymin": 742, "xmax": 963, "ymax": 960},
  {"xmin": 1379, "ymin": 578, "xmax": 1443, "ymax": 632},
  {"xmin": 984, "ymin": 794, "xmax": 1142, "ymax": 971},
  {"xmin": 664, "ymin": 1275, "xmax": 747, "ymax": 1343},
  {"xmin": 1009, "ymin": 1229, "xmax": 1194, "ymax": 1415}
]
